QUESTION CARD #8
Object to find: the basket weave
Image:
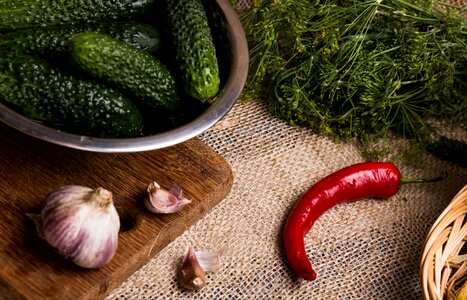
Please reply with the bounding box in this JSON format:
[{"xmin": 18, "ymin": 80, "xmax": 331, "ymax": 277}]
[{"xmin": 421, "ymin": 185, "xmax": 467, "ymax": 300}]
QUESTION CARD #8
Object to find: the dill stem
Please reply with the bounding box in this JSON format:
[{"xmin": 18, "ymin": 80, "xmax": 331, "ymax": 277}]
[
  {"xmin": 371, "ymin": 45, "xmax": 402, "ymax": 58},
  {"xmin": 437, "ymin": 1, "xmax": 467, "ymax": 11},
  {"xmin": 387, "ymin": 0, "xmax": 431, "ymax": 15},
  {"xmin": 397, "ymin": 13, "xmax": 438, "ymax": 22},
  {"xmin": 400, "ymin": 80, "xmax": 424, "ymax": 85},
  {"xmin": 377, "ymin": 3, "xmax": 438, "ymax": 22}
]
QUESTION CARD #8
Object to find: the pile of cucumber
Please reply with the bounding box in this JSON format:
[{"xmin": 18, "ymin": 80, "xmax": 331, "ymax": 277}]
[{"xmin": 0, "ymin": 0, "xmax": 223, "ymax": 138}]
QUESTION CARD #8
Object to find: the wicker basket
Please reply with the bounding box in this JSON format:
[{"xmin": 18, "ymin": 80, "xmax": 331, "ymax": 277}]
[{"xmin": 421, "ymin": 185, "xmax": 467, "ymax": 300}]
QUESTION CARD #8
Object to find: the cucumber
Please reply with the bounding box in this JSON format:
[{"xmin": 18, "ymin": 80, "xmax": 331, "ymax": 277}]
[
  {"xmin": 201, "ymin": 0, "xmax": 231, "ymax": 84},
  {"xmin": 165, "ymin": 0, "xmax": 220, "ymax": 101},
  {"xmin": 0, "ymin": 0, "xmax": 154, "ymax": 30},
  {"xmin": 0, "ymin": 54, "xmax": 144, "ymax": 138},
  {"xmin": 69, "ymin": 32, "xmax": 180, "ymax": 113},
  {"xmin": 0, "ymin": 22, "xmax": 161, "ymax": 55}
]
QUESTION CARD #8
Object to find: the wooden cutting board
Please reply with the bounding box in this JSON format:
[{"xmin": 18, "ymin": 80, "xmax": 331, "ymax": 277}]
[{"xmin": 0, "ymin": 123, "xmax": 233, "ymax": 300}]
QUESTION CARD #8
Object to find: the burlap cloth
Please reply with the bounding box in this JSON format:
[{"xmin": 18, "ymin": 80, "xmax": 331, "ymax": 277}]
[{"xmin": 107, "ymin": 1, "xmax": 467, "ymax": 298}]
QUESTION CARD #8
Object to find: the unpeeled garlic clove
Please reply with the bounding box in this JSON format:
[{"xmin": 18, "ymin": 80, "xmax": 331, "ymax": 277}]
[
  {"xmin": 177, "ymin": 247, "xmax": 207, "ymax": 291},
  {"xmin": 177, "ymin": 246, "xmax": 228, "ymax": 291},
  {"xmin": 144, "ymin": 181, "xmax": 191, "ymax": 213}
]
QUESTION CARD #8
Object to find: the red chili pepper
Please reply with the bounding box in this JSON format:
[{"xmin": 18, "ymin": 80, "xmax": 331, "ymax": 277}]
[{"xmin": 283, "ymin": 162, "xmax": 445, "ymax": 281}]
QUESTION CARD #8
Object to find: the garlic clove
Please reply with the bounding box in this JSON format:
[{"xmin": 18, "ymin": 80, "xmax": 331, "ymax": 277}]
[
  {"xmin": 177, "ymin": 247, "xmax": 207, "ymax": 291},
  {"xmin": 176, "ymin": 246, "xmax": 228, "ymax": 291},
  {"xmin": 144, "ymin": 181, "xmax": 191, "ymax": 214},
  {"xmin": 194, "ymin": 246, "xmax": 228, "ymax": 272},
  {"xmin": 34, "ymin": 185, "xmax": 120, "ymax": 269}
]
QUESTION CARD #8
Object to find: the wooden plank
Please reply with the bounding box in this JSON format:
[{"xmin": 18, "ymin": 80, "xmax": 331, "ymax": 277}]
[{"xmin": 0, "ymin": 123, "xmax": 233, "ymax": 299}]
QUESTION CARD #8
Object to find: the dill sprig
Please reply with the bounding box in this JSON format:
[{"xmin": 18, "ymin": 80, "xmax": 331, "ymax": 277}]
[{"xmin": 240, "ymin": 0, "xmax": 467, "ymax": 149}]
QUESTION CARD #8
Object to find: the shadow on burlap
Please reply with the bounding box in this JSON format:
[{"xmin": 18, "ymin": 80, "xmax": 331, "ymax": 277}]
[{"xmin": 107, "ymin": 98, "xmax": 467, "ymax": 299}]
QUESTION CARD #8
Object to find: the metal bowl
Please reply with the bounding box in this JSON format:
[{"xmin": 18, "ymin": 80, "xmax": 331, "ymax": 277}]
[{"xmin": 0, "ymin": 0, "xmax": 248, "ymax": 153}]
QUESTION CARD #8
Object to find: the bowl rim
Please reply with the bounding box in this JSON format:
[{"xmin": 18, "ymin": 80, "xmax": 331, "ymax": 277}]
[{"xmin": 0, "ymin": 0, "xmax": 249, "ymax": 153}]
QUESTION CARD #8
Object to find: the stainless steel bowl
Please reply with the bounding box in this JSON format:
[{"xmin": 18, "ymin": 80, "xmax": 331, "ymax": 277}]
[{"xmin": 0, "ymin": 0, "xmax": 248, "ymax": 153}]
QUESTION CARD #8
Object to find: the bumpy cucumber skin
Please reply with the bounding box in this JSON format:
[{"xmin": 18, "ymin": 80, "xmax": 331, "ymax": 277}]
[
  {"xmin": 0, "ymin": 22, "xmax": 161, "ymax": 55},
  {"xmin": 166, "ymin": 0, "xmax": 220, "ymax": 101},
  {"xmin": 0, "ymin": 54, "xmax": 144, "ymax": 138},
  {"xmin": 201, "ymin": 0, "xmax": 231, "ymax": 85},
  {"xmin": 0, "ymin": 0, "xmax": 154, "ymax": 30},
  {"xmin": 69, "ymin": 32, "xmax": 180, "ymax": 112}
]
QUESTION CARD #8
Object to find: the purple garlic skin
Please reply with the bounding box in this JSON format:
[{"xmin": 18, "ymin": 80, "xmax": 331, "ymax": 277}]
[
  {"xmin": 144, "ymin": 181, "xmax": 191, "ymax": 214},
  {"xmin": 39, "ymin": 185, "xmax": 120, "ymax": 269}
]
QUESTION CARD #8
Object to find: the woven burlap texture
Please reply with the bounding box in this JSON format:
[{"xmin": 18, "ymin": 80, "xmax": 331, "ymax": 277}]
[{"xmin": 107, "ymin": 98, "xmax": 467, "ymax": 299}]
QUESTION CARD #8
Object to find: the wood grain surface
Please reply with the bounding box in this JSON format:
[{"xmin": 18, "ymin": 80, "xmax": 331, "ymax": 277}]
[{"xmin": 0, "ymin": 123, "xmax": 233, "ymax": 300}]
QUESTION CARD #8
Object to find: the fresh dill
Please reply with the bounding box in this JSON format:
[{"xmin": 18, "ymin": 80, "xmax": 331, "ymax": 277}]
[{"xmin": 240, "ymin": 0, "xmax": 467, "ymax": 156}]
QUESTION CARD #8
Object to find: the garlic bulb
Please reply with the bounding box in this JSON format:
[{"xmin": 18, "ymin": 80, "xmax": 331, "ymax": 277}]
[
  {"xmin": 32, "ymin": 185, "xmax": 120, "ymax": 269},
  {"xmin": 144, "ymin": 181, "xmax": 191, "ymax": 213}
]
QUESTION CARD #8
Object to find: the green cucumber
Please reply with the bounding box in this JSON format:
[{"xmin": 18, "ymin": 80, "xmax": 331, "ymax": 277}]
[
  {"xmin": 165, "ymin": 0, "xmax": 220, "ymax": 101},
  {"xmin": 0, "ymin": 54, "xmax": 143, "ymax": 138},
  {"xmin": 0, "ymin": 22, "xmax": 161, "ymax": 55},
  {"xmin": 69, "ymin": 32, "xmax": 180, "ymax": 113},
  {"xmin": 0, "ymin": 0, "xmax": 154, "ymax": 30},
  {"xmin": 202, "ymin": 0, "xmax": 231, "ymax": 84}
]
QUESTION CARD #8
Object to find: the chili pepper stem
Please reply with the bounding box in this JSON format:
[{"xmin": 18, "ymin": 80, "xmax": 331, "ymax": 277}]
[{"xmin": 400, "ymin": 172, "xmax": 448, "ymax": 185}]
